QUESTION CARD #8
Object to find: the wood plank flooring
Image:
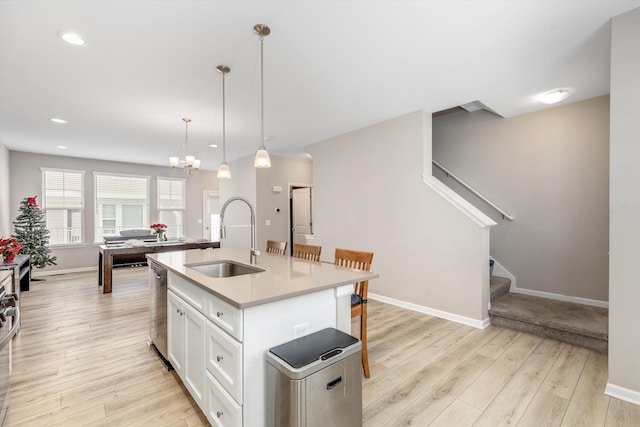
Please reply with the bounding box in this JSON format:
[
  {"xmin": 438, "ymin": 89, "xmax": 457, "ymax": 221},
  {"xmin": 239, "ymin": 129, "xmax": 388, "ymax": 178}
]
[{"xmin": 8, "ymin": 268, "xmax": 640, "ymax": 426}]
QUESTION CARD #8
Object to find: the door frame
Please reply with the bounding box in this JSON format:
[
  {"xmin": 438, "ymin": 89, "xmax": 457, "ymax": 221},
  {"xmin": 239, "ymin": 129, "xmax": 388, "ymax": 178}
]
[
  {"xmin": 288, "ymin": 182, "xmax": 313, "ymax": 256},
  {"xmin": 202, "ymin": 190, "xmax": 220, "ymax": 240}
]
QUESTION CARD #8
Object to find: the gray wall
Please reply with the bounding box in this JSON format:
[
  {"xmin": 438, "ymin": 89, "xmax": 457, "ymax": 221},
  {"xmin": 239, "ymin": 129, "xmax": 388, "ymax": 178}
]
[
  {"xmin": 307, "ymin": 111, "xmax": 491, "ymax": 324},
  {"xmin": 219, "ymin": 154, "xmax": 312, "ymax": 256},
  {"xmin": 433, "ymin": 96, "xmax": 610, "ymax": 302},
  {"xmin": 0, "ymin": 141, "xmax": 9, "ymax": 236},
  {"xmin": 256, "ymin": 155, "xmax": 312, "ymax": 252},
  {"xmin": 608, "ymin": 6, "xmax": 640, "ymax": 403},
  {"xmin": 9, "ymin": 151, "xmax": 218, "ymax": 273}
]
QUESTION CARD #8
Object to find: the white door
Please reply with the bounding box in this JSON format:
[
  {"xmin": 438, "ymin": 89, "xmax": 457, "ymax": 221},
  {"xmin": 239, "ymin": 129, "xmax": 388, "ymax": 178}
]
[
  {"xmin": 183, "ymin": 302, "xmax": 206, "ymax": 409},
  {"xmin": 292, "ymin": 187, "xmax": 312, "ymax": 244},
  {"xmin": 167, "ymin": 291, "xmax": 184, "ymax": 375},
  {"xmin": 203, "ymin": 191, "xmax": 220, "ymax": 241}
]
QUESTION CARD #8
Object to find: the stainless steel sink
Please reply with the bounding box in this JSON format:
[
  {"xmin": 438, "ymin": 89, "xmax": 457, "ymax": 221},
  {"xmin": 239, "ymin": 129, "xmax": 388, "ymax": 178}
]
[{"xmin": 186, "ymin": 261, "xmax": 264, "ymax": 278}]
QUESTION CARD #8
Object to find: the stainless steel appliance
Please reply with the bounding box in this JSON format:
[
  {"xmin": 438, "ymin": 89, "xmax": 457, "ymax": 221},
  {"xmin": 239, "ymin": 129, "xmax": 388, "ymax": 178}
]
[
  {"xmin": 0, "ymin": 278, "xmax": 20, "ymax": 427},
  {"xmin": 148, "ymin": 260, "xmax": 172, "ymax": 370},
  {"xmin": 265, "ymin": 328, "xmax": 362, "ymax": 427}
]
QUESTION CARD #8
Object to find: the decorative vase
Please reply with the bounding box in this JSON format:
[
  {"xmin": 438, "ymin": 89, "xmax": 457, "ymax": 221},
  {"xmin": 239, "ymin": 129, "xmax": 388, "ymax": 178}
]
[{"xmin": 156, "ymin": 231, "xmax": 166, "ymax": 242}]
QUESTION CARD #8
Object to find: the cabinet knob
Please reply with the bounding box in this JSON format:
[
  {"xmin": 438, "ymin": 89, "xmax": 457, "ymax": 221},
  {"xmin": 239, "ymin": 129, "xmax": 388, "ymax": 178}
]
[
  {"xmin": 216, "ymin": 311, "xmax": 224, "ymax": 318},
  {"xmin": 216, "ymin": 411, "xmax": 224, "ymax": 418},
  {"xmin": 216, "ymin": 355, "xmax": 224, "ymax": 362}
]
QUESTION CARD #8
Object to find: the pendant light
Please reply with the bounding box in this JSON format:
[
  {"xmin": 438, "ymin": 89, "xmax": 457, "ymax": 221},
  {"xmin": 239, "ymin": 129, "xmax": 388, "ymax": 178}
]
[
  {"xmin": 253, "ymin": 24, "xmax": 271, "ymax": 168},
  {"xmin": 216, "ymin": 65, "xmax": 231, "ymax": 179},
  {"xmin": 169, "ymin": 118, "xmax": 200, "ymax": 175}
]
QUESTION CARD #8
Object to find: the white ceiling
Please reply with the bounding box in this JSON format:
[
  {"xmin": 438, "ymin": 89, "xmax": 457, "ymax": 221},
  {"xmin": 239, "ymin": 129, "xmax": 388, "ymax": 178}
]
[{"xmin": 1, "ymin": 1, "xmax": 639, "ymax": 170}]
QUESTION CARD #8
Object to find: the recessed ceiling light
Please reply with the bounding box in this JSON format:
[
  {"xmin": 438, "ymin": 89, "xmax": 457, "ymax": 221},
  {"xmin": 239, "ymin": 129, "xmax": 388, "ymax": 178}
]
[
  {"xmin": 57, "ymin": 145, "xmax": 67, "ymax": 149},
  {"xmin": 50, "ymin": 118, "xmax": 67, "ymax": 124},
  {"xmin": 58, "ymin": 31, "xmax": 87, "ymax": 46},
  {"xmin": 210, "ymin": 144, "xmax": 219, "ymax": 148},
  {"xmin": 536, "ymin": 89, "xmax": 571, "ymax": 104}
]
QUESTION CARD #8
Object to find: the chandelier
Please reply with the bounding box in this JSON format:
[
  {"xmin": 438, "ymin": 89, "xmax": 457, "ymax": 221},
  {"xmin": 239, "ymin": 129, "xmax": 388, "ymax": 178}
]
[{"xmin": 169, "ymin": 118, "xmax": 200, "ymax": 175}]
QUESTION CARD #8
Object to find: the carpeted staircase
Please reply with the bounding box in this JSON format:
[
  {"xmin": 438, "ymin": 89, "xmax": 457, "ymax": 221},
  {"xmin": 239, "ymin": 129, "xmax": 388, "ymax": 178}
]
[{"xmin": 488, "ymin": 276, "xmax": 608, "ymax": 353}]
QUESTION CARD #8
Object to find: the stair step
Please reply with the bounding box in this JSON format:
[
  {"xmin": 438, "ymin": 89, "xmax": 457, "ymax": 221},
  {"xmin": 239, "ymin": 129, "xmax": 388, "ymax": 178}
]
[
  {"xmin": 490, "ymin": 276, "xmax": 511, "ymax": 302},
  {"xmin": 489, "ymin": 293, "xmax": 608, "ymax": 353}
]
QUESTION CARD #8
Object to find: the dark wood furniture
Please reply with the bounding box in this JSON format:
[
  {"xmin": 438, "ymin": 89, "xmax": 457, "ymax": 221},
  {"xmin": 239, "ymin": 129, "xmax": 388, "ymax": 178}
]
[
  {"xmin": 98, "ymin": 240, "xmax": 218, "ymax": 293},
  {"xmin": 0, "ymin": 254, "xmax": 30, "ymax": 294},
  {"xmin": 334, "ymin": 248, "xmax": 374, "ymax": 378}
]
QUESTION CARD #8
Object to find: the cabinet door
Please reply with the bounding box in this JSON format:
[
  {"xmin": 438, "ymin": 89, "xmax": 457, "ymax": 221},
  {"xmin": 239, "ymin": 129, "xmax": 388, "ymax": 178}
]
[
  {"xmin": 206, "ymin": 321, "xmax": 243, "ymax": 403},
  {"xmin": 206, "ymin": 371, "xmax": 242, "ymax": 427},
  {"xmin": 167, "ymin": 291, "xmax": 184, "ymax": 375},
  {"xmin": 183, "ymin": 301, "xmax": 207, "ymax": 410}
]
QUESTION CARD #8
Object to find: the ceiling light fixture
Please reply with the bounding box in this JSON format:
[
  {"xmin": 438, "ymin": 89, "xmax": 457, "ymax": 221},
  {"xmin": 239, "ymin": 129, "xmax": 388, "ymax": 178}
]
[
  {"xmin": 253, "ymin": 24, "xmax": 272, "ymax": 169},
  {"xmin": 216, "ymin": 65, "xmax": 231, "ymax": 179},
  {"xmin": 58, "ymin": 31, "xmax": 87, "ymax": 46},
  {"xmin": 536, "ymin": 88, "xmax": 571, "ymax": 104},
  {"xmin": 169, "ymin": 118, "xmax": 200, "ymax": 175},
  {"xmin": 50, "ymin": 118, "xmax": 67, "ymax": 124}
]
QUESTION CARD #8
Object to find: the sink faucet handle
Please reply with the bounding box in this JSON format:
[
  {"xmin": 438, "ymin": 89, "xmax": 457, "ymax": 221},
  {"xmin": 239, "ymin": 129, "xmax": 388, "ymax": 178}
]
[{"xmin": 251, "ymin": 249, "xmax": 261, "ymax": 256}]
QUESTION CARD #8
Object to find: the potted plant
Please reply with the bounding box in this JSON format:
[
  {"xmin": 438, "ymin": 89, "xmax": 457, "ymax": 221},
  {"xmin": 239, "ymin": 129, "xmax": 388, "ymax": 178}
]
[
  {"xmin": 150, "ymin": 223, "xmax": 168, "ymax": 242},
  {"xmin": 0, "ymin": 237, "xmax": 22, "ymax": 263}
]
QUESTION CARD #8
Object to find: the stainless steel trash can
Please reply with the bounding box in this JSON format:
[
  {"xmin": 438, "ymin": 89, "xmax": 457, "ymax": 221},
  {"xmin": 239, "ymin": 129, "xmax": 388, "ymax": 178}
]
[{"xmin": 265, "ymin": 328, "xmax": 362, "ymax": 427}]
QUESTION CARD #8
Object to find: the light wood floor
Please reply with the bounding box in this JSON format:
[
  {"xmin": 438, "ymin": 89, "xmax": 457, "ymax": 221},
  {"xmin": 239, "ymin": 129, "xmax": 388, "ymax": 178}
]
[{"xmin": 8, "ymin": 268, "xmax": 640, "ymax": 426}]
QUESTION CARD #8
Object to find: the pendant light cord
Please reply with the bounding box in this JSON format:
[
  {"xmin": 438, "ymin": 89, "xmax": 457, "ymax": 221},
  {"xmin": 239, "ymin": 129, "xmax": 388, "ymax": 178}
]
[
  {"xmin": 260, "ymin": 34, "xmax": 265, "ymax": 149},
  {"xmin": 222, "ymin": 70, "xmax": 226, "ymax": 162}
]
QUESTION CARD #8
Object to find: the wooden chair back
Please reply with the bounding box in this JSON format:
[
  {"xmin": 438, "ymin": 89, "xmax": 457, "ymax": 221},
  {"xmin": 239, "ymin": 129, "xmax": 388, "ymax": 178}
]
[
  {"xmin": 292, "ymin": 243, "xmax": 322, "ymax": 262},
  {"xmin": 334, "ymin": 247, "xmax": 374, "ymax": 378},
  {"xmin": 334, "ymin": 248, "xmax": 374, "ymax": 301},
  {"xmin": 265, "ymin": 240, "xmax": 287, "ymax": 255}
]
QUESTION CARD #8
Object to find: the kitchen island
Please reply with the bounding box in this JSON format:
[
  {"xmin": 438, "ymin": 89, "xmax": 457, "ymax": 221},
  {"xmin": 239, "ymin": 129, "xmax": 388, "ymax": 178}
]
[{"xmin": 148, "ymin": 247, "xmax": 378, "ymax": 427}]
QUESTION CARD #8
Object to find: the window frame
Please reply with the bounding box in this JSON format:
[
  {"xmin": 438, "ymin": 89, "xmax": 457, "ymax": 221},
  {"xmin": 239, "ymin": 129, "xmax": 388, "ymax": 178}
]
[
  {"xmin": 93, "ymin": 172, "xmax": 150, "ymax": 243},
  {"xmin": 157, "ymin": 176, "xmax": 186, "ymax": 238},
  {"xmin": 41, "ymin": 167, "xmax": 86, "ymax": 247}
]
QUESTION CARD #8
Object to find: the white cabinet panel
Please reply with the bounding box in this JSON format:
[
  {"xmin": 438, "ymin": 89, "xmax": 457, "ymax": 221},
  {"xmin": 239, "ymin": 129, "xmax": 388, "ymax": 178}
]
[
  {"xmin": 206, "ymin": 371, "xmax": 242, "ymax": 427},
  {"xmin": 206, "ymin": 321, "xmax": 243, "ymax": 403},
  {"xmin": 168, "ymin": 272, "xmax": 206, "ymax": 312},
  {"xmin": 206, "ymin": 293, "xmax": 243, "ymax": 341},
  {"xmin": 183, "ymin": 302, "xmax": 206, "ymax": 408},
  {"xmin": 167, "ymin": 290, "xmax": 184, "ymax": 374}
]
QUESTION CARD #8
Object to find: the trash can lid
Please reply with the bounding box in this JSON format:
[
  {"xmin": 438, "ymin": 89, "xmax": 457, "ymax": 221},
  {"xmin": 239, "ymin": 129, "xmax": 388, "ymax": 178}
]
[{"xmin": 269, "ymin": 328, "xmax": 358, "ymax": 369}]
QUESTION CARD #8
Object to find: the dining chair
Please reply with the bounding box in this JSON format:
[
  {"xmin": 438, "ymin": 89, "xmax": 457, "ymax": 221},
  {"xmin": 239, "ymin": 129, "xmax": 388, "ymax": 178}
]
[
  {"xmin": 334, "ymin": 248, "xmax": 374, "ymax": 378},
  {"xmin": 265, "ymin": 240, "xmax": 287, "ymax": 255},
  {"xmin": 292, "ymin": 243, "xmax": 322, "ymax": 262}
]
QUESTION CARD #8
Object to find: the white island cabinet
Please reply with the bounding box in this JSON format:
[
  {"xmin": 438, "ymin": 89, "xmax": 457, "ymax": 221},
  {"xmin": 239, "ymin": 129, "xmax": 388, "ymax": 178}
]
[{"xmin": 150, "ymin": 248, "xmax": 378, "ymax": 427}]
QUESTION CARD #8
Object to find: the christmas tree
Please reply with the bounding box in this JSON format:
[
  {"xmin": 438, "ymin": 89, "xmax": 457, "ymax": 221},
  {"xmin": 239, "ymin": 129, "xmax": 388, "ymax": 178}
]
[{"xmin": 13, "ymin": 196, "xmax": 57, "ymax": 270}]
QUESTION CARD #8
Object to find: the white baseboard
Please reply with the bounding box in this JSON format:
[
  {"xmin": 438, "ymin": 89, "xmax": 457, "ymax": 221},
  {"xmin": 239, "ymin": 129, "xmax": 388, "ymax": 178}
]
[
  {"xmin": 32, "ymin": 266, "xmax": 98, "ymax": 277},
  {"xmin": 369, "ymin": 292, "xmax": 489, "ymax": 329},
  {"xmin": 605, "ymin": 382, "xmax": 640, "ymax": 406},
  {"xmin": 511, "ymin": 286, "xmax": 609, "ymax": 309}
]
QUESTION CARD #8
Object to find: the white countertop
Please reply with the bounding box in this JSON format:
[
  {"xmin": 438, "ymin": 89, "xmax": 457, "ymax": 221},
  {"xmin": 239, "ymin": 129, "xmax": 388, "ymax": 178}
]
[{"xmin": 148, "ymin": 248, "xmax": 378, "ymax": 308}]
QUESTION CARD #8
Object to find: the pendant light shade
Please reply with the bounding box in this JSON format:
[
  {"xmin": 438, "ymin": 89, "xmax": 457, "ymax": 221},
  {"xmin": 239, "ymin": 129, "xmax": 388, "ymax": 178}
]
[
  {"xmin": 216, "ymin": 65, "xmax": 231, "ymax": 179},
  {"xmin": 253, "ymin": 24, "xmax": 272, "ymax": 169}
]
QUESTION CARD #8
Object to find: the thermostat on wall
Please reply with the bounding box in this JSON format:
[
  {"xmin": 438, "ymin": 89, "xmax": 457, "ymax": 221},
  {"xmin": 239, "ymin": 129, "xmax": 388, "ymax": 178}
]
[{"xmin": 272, "ymin": 185, "xmax": 283, "ymax": 193}]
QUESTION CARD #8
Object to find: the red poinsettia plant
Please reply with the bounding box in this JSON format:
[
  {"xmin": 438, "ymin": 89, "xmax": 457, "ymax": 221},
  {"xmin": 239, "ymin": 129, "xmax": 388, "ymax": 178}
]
[
  {"xmin": 150, "ymin": 223, "xmax": 168, "ymax": 235},
  {"xmin": 0, "ymin": 237, "xmax": 22, "ymax": 262}
]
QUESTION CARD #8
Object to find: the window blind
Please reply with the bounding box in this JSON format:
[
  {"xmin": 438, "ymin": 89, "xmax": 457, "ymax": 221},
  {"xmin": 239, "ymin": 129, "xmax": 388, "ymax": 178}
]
[
  {"xmin": 157, "ymin": 177, "xmax": 185, "ymax": 237},
  {"xmin": 41, "ymin": 168, "xmax": 85, "ymax": 245}
]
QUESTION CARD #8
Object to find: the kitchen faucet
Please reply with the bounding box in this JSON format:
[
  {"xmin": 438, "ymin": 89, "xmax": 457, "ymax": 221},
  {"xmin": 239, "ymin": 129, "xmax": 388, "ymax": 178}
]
[{"xmin": 219, "ymin": 196, "xmax": 259, "ymax": 264}]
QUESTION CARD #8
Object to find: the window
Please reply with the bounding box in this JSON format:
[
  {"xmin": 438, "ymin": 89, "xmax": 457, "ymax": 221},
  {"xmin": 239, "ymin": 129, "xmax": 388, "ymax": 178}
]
[
  {"xmin": 41, "ymin": 168, "xmax": 85, "ymax": 245},
  {"xmin": 94, "ymin": 173, "xmax": 149, "ymax": 243},
  {"xmin": 157, "ymin": 177, "xmax": 185, "ymax": 238}
]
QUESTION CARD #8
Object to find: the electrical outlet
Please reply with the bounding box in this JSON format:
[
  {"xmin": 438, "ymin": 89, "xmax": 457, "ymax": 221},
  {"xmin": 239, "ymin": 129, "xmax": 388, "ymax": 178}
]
[{"xmin": 293, "ymin": 323, "xmax": 309, "ymax": 339}]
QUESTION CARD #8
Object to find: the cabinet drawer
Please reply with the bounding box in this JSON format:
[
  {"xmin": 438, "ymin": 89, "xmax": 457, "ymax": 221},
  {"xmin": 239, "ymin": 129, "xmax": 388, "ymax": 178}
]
[
  {"xmin": 168, "ymin": 272, "xmax": 206, "ymax": 312},
  {"xmin": 206, "ymin": 321, "xmax": 243, "ymax": 404},
  {"xmin": 206, "ymin": 371, "xmax": 242, "ymax": 427},
  {"xmin": 206, "ymin": 294, "xmax": 243, "ymax": 341}
]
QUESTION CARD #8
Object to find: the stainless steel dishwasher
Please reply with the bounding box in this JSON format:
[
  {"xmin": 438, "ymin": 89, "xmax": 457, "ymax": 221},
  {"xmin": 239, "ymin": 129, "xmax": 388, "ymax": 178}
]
[{"xmin": 149, "ymin": 260, "xmax": 172, "ymax": 369}]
